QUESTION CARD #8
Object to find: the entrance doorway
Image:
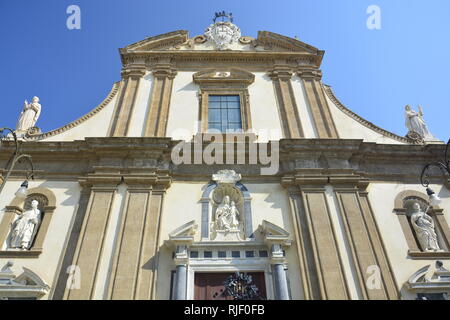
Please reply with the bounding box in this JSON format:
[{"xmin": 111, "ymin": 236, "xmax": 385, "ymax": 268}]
[{"xmin": 194, "ymin": 272, "xmax": 266, "ymax": 300}]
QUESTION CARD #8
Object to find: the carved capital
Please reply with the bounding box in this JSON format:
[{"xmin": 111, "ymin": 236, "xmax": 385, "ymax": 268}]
[
  {"xmin": 281, "ymin": 169, "xmax": 369, "ymax": 189},
  {"xmin": 152, "ymin": 62, "xmax": 177, "ymax": 79},
  {"xmin": 297, "ymin": 68, "xmax": 322, "ymax": 80},
  {"xmin": 268, "ymin": 65, "xmax": 293, "ymax": 80},
  {"xmin": 121, "ymin": 65, "xmax": 146, "ymax": 79}
]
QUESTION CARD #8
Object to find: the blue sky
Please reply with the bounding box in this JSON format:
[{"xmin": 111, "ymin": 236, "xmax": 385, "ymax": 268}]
[{"xmin": 0, "ymin": 0, "xmax": 449, "ymax": 140}]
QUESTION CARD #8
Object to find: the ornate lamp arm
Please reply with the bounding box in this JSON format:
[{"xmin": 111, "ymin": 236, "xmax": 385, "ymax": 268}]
[
  {"xmin": 0, "ymin": 127, "xmax": 34, "ymax": 196},
  {"xmin": 420, "ymin": 139, "xmax": 450, "ymax": 187},
  {"xmin": 0, "ymin": 127, "xmax": 19, "ymax": 155}
]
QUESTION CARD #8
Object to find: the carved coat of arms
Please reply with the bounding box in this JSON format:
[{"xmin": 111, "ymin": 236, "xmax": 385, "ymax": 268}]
[{"xmin": 204, "ymin": 21, "xmax": 241, "ymax": 50}]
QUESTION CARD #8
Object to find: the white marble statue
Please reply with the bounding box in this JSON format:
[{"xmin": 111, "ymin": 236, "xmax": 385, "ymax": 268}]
[
  {"xmin": 9, "ymin": 200, "xmax": 41, "ymax": 250},
  {"xmin": 404, "ymin": 105, "xmax": 434, "ymax": 141},
  {"xmin": 410, "ymin": 202, "xmax": 440, "ymax": 252},
  {"xmin": 16, "ymin": 97, "xmax": 41, "ymax": 132},
  {"xmin": 215, "ymin": 196, "xmax": 232, "ymax": 231},
  {"xmin": 228, "ymin": 201, "xmax": 240, "ymax": 229},
  {"xmin": 214, "ymin": 196, "xmax": 240, "ymax": 231}
]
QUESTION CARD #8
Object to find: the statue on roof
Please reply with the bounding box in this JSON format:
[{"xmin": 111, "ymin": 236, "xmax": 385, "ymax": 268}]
[
  {"xmin": 404, "ymin": 105, "xmax": 435, "ymax": 141},
  {"xmin": 16, "ymin": 96, "xmax": 41, "ymax": 134}
]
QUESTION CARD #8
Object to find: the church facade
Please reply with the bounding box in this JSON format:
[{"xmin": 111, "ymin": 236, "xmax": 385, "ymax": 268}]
[{"xmin": 1, "ymin": 15, "xmax": 450, "ymax": 300}]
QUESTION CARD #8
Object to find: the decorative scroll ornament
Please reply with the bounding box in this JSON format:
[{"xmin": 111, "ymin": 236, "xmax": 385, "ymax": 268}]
[
  {"xmin": 222, "ymin": 272, "xmax": 264, "ymax": 300},
  {"xmin": 212, "ymin": 169, "xmax": 242, "ymax": 184},
  {"xmin": 406, "ymin": 130, "xmax": 424, "ymax": 144},
  {"xmin": 204, "ymin": 11, "xmax": 241, "ymax": 50}
]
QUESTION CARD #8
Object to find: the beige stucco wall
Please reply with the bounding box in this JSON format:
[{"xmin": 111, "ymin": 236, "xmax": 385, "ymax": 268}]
[
  {"xmin": 325, "ymin": 91, "xmax": 405, "ymax": 144},
  {"xmin": 0, "ymin": 179, "xmax": 81, "ymax": 299},
  {"xmin": 127, "ymin": 73, "xmax": 154, "ymax": 137},
  {"xmin": 166, "ymin": 71, "xmax": 200, "ymax": 140},
  {"xmin": 291, "ymin": 76, "xmax": 318, "ymax": 138},
  {"xmin": 367, "ymin": 182, "xmax": 450, "ymax": 299},
  {"xmin": 166, "ymin": 71, "xmax": 283, "ymax": 142},
  {"xmin": 41, "ymin": 89, "xmax": 118, "ymax": 141},
  {"xmin": 247, "ymin": 72, "xmax": 283, "ymax": 141}
]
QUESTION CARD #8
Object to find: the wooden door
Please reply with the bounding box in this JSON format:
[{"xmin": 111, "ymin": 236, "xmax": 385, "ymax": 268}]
[{"xmin": 194, "ymin": 272, "xmax": 266, "ymax": 300}]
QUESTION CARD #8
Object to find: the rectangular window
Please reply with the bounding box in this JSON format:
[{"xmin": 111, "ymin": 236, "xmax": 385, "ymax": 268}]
[
  {"xmin": 208, "ymin": 95, "xmax": 242, "ymax": 132},
  {"xmin": 231, "ymin": 251, "xmax": 241, "ymax": 258}
]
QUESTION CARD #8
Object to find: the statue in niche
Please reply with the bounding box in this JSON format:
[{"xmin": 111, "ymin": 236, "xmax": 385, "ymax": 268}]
[
  {"xmin": 16, "ymin": 97, "xmax": 41, "ymax": 133},
  {"xmin": 9, "ymin": 200, "xmax": 41, "ymax": 250},
  {"xmin": 214, "ymin": 196, "xmax": 240, "ymax": 232},
  {"xmin": 404, "ymin": 105, "xmax": 435, "ymax": 141},
  {"xmin": 410, "ymin": 202, "xmax": 440, "ymax": 252},
  {"xmin": 229, "ymin": 201, "xmax": 240, "ymax": 229}
]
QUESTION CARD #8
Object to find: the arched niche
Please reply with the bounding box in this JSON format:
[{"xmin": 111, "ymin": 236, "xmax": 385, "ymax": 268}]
[
  {"xmin": 0, "ymin": 187, "xmax": 57, "ymax": 256},
  {"xmin": 393, "ymin": 190, "xmax": 450, "ymax": 255},
  {"xmin": 200, "ymin": 181, "xmax": 253, "ymax": 241}
]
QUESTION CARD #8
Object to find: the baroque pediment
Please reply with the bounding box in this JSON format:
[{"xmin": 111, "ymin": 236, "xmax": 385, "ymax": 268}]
[
  {"xmin": 168, "ymin": 220, "xmax": 198, "ymax": 242},
  {"xmin": 258, "ymin": 220, "xmax": 291, "ymax": 246},
  {"xmin": 120, "ymin": 29, "xmax": 323, "ymax": 55}
]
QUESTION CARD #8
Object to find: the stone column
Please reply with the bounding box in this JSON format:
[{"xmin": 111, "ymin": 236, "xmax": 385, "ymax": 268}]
[
  {"xmin": 173, "ymin": 245, "xmax": 188, "ymax": 300},
  {"xmin": 66, "ymin": 179, "xmax": 119, "ymax": 300},
  {"xmin": 109, "ymin": 66, "xmax": 146, "ymax": 137},
  {"xmin": 269, "ymin": 63, "xmax": 304, "ymax": 139},
  {"xmin": 107, "ymin": 177, "xmax": 170, "ymax": 300},
  {"xmin": 144, "ymin": 60, "xmax": 177, "ymax": 137},
  {"xmin": 281, "ymin": 176, "xmax": 350, "ymax": 300},
  {"xmin": 334, "ymin": 187, "xmax": 400, "ymax": 299},
  {"xmin": 297, "ymin": 68, "xmax": 339, "ymax": 139},
  {"xmin": 270, "ymin": 244, "xmax": 290, "ymax": 300},
  {"xmin": 52, "ymin": 182, "xmax": 92, "ymax": 299}
]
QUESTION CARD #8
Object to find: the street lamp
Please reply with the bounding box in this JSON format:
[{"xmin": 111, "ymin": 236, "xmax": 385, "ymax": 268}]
[
  {"xmin": 0, "ymin": 127, "xmax": 34, "ymax": 199},
  {"xmin": 420, "ymin": 139, "xmax": 450, "ymax": 206}
]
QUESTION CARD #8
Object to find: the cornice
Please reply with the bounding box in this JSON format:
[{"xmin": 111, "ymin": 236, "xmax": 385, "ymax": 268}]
[
  {"xmin": 1, "ymin": 138, "xmax": 449, "ymax": 186},
  {"xmin": 322, "ymin": 84, "xmax": 411, "ymax": 144},
  {"xmin": 26, "ymin": 82, "xmax": 120, "ymax": 141},
  {"xmin": 121, "ymin": 51, "xmax": 322, "ymax": 67},
  {"xmin": 121, "ymin": 30, "xmax": 189, "ymax": 53}
]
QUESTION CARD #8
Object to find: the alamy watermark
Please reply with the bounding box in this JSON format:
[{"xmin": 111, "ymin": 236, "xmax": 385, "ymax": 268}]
[
  {"xmin": 170, "ymin": 125, "xmax": 280, "ymax": 175},
  {"xmin": 366, "ymin": 5, "xmax": 381, "ymax": 30},
  {"xmin": 366, "ymin": 265, "xmax": 381, "ymax": 290},
  {"xmin": 66, "ymin": 264, "xmax": 81, "ymax": 290},
  {"xmin": 66, "ymin": 5, "xmax": 81, "ymax": 30}
]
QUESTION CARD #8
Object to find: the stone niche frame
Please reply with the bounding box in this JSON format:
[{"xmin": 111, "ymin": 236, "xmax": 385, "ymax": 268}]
[
  {"xmin": 0, "ymin": 187, "xmax": 57, "ymax": 258},
  {"xmin": 394, "ymin": 190, "xmax": 450, "ymax": 259},
  {"xmin": 200, "ymin": 181, "xmax": 253, "ymax": 241},
  {"xmin": 193, "ymin": 68, "xmax": 255, "ymax": 133}
]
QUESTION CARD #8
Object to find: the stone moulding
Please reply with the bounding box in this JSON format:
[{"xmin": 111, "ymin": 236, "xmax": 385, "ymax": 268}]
[
  {"xmin": 119, "ymin": 30, "xmax": 324, "ymax": 67},
  {"xmin": 27, "ymin": 82, "xmax": 120, "ymax": 141},
  {"xmin": 120, "ymin": 30, "xmax": 189, "ymax": 53},
  {"xmin": 322, "ymin": 84, "xmax": 411, "ymax": 144}
]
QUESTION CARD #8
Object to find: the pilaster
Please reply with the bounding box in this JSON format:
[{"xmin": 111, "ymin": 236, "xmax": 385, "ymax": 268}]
[
  {"xmin": 144, "ymin": 60, "xmax": 177, "ymax": 137},
  {"xmin": 268, "ymin": 62, "xmax": 304, "ymax": 138},
  {"xmin": 109, "ymin": 65, "xmax": 147, "ymax": 137},
  {"xmin": 297, "ymin": 68, "xmax": 338, "ymax": 138}
]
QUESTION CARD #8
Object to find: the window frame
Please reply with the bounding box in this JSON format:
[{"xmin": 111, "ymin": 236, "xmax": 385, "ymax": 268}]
[
  {"xmin": 199, "ymin": 88, "xmax": 251, "ymax": 133},
  {"xmin": 207, "ymin": 94, "xmax": 244, "ymax": 133},
  {"xmin": 192, "ymin": 68, "xmax": 255, "ymax": 134}
]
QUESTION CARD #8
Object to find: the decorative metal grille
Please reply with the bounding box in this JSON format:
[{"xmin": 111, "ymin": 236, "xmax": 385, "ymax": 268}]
[{"xmin": 222, "ymin": 272, "xmax": 264, "ymax": 300}]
